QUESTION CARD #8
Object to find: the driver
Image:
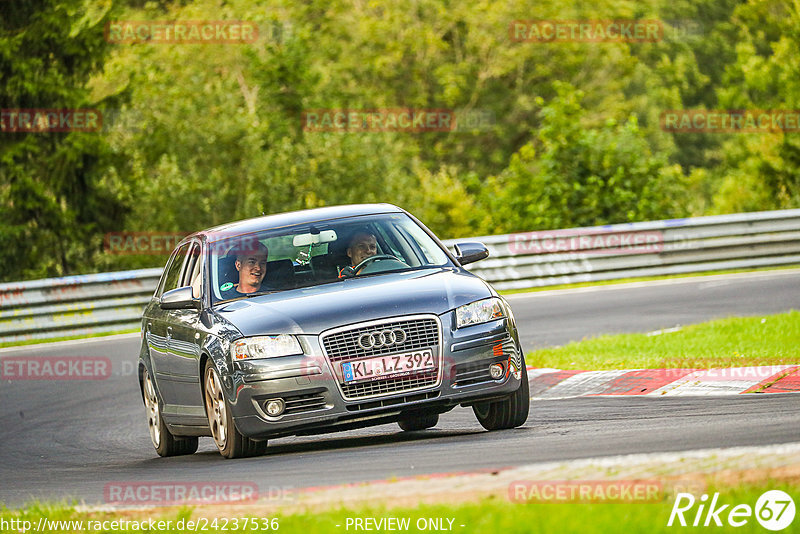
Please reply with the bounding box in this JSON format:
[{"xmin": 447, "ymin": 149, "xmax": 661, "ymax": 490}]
[{"xmin": 346, "ymin": 231, "xmax": 378, "ymax": 270}]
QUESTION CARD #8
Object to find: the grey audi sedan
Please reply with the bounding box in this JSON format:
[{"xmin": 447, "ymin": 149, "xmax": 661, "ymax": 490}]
[{"xmin": 138, "ymin": 204, "xmax": 528, "ymax": 458}]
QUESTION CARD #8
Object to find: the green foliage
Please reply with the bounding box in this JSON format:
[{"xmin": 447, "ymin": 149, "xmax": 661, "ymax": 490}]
[
  {"xmin": 482, "ymin": 83, "xmax": 688, "ymax": 232},
  {"xmin": 2, "ymin": 0, "xmax": 799, "ymax": 281},
  {"xmin": 710, "ymin": 0, "xmax": 800, "ymax": 213},
  {"xmin": 0, "ymin": 0, "xmax": 126, "ymax": 281}
]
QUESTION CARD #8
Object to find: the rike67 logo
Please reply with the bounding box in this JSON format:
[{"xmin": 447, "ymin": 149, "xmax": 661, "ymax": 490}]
[{"xmin": 668, "ymin": 490, "xmax": 795, "ymax": 531}]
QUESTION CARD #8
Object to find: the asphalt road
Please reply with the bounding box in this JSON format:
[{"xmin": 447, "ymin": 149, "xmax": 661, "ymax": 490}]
[
  {"xmin": 507, "ymin": 269, "xmax": 800, "ymax": 350},
  {"xmin": 1, "ymin": 270, "xmax": 799, "ymax": 507}
]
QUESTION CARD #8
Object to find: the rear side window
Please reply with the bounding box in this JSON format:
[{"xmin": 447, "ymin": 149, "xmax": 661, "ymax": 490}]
[{"xmin": 158, "ymin": 242, "xmax": 191, "ymax": 296}]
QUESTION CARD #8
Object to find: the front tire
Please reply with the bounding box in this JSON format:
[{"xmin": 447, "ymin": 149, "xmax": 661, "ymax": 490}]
[
  {"xmin": 473, "ymin": 363, "xmax": 530, "ymax": 431},
  {"xmin": 142, "ymin": 369, "xmax": 198, "ymax": 457},
  {"xmin": 398, "ymin": 412, "xmax": 439, "ymax": 431},
  {"xmin": 203, "ymin": 362, "xmax": 267, "ymax": 459}
]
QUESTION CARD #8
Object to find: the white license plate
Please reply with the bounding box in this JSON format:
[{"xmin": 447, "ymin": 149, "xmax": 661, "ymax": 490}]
[{"xmin": 342, "ymin": 349, "xmax": 435, "ymax": 383}]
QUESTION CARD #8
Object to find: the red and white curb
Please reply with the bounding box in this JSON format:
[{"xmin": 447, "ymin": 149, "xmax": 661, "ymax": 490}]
[{"xmin": 526, "ymin": 365, "xmax": 800, "ymax": 399}]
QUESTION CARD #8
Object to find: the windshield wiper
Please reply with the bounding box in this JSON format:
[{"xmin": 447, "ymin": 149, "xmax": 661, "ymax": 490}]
[{"xmin": 245, "ymin": 290, "xmax": 281, "ymax": 298}]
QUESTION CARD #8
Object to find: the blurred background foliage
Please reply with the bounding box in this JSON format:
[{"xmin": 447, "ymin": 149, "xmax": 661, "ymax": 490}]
[{"xmin": 1, "ymin": 0, "xmax": 799, "ymax": 281}]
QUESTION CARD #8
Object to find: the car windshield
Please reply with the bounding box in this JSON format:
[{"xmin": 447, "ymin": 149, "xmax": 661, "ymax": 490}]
[{"xmin": 207, "ymin": 213, "xmax": 452, "ymax": 303}]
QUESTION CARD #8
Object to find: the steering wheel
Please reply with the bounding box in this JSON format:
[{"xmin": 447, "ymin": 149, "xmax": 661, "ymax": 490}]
[{"xmin": 353, "ymin": 254, "xmax": 403, "ymax": 274}]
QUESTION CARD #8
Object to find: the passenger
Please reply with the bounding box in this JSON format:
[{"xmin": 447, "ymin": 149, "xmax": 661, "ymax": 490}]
[{"xmin": 220, "ymin": 241, "xmax": 269, "ymax": 299}]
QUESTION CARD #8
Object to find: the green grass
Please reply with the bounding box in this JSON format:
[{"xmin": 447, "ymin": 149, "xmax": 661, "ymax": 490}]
[
  {"xmin": 527, "ymin": 311, "xmax": 800, "ymax": 370},
  {"xmin": 499, "ymin": 264, "xmax": 800, "ymax": 295},
  {"xmin": 0, "ymin": 328, "xmax": 138, "ymax": 349},
  {"xmin": 2, "ymin": 480, "xmax": 797, "ymax": 533}
]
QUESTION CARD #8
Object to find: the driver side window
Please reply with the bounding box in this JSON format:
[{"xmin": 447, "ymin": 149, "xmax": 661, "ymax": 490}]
[{"xmin": 186, "ymin": 244, "xmax": 203, "ymax": 298}]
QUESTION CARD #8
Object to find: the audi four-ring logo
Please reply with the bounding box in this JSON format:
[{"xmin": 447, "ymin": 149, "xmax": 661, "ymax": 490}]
[{"xmin": 357, "ymin": 328, "xmax": 407, "ymax": 349}]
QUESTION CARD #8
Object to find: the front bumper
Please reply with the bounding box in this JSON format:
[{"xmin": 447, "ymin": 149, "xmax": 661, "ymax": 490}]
[{"xmin": 227, "ymin": 314, "xmax": 524, "ymax": 440}]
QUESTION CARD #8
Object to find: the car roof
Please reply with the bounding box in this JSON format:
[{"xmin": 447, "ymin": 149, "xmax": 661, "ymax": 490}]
[{"xmin": 194, "ymin": 203, "xmax": 406, "ymax": 242}]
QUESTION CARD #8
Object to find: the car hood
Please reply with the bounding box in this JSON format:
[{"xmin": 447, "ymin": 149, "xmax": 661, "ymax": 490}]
[{"xmin": 212, "ymin": 268, "xmax": 493, "ymax": 336}]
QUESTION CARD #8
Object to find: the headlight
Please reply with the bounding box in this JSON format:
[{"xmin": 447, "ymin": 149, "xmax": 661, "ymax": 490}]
[
  {"xmin": 231, "ymin": 335, "xmax": 303, "ymax": 360},
  {"xmin": 455, "ymin": 297, "xmax": 505, "ymax": 328}
]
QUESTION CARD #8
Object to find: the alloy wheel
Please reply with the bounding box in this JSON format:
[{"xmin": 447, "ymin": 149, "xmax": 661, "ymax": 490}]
[
  {"xmin": 204, "ymin": 366, "xmax": 228, "ymax": 449},
  {"xmin": 143, "ymin": 372, "xmax": 161, "ymax": 448}
]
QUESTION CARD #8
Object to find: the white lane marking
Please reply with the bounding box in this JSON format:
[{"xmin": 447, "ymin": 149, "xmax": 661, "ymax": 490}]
[
  {"xmin": 653, "ymin": 366, "xmax": 794, "ymax": 396},
  {"xmin": 535, "ymin": 369, "xmax": 634, "ymax": 399},
  {"xmin": 646, "ymin": 326, "xmax": 683, "ymax": 336},
  {"xmin": 698, "ymin": 280, "xmax": 732, "ymax": 290},
  {"xmin": 527, "ymin": 368, "xmax": 564, "ymax": 380},
  {"xmin": 505, "ymin": 268, "xmax": 800, "ymax": 300}
]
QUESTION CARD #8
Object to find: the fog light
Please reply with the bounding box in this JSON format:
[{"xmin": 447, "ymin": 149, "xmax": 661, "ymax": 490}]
[
  {"xmin": 265, "ymin": 399, "xmax": 285, "ymax": 416},
  {"xmin": 489, "ymin": 363, "xmax": 504, "ymax": 379}
]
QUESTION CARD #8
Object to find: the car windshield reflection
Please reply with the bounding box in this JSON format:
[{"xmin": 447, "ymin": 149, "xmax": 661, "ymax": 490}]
[{"xmin": 208, "ymin": 213, "xmax": 452, "ymax": 304}]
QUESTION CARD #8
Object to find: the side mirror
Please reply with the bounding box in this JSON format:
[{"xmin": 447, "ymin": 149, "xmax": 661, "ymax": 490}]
[
  {"xmin": 160, "ymin": 286, "xmax": 201, "ymax": 310},
  {"xmin": 453, "ymin": 242, "xmax": 489, "ymax": 265}
]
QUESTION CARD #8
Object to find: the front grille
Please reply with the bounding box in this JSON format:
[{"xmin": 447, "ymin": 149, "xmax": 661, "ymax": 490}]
[
  {"xmin": 341, "ymin": 369, "xmax": 439, "ymax": 398},
  {"xmin": 321, "ymin": 316, "xmax": 441, "ymax": 400},
  {"xmin": 322, "ymin": 317, "xmax": 439, "ymax": 363}
]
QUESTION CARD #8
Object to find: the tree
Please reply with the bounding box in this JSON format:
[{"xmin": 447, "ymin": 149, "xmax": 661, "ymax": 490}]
[
  {"xmin": 0, "ymin": 0, "xmax": 125, "ymax": 282},
  {"xmin": 481, "ymin": 83, "xmax": 689, "ymax": 233},
  {"xmin": 710, "ymin": 0, "xmax": 800, "ymax": 212}
]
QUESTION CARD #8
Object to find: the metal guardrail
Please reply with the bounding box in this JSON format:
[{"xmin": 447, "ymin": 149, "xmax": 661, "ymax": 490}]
[
  {"xmin": 2, "ymin": 209, "xmax": 799, "ymax": 343},
  {"xmin": 444, "ymin": 208, "xmax": 800, "ymax": 291},
  {"xmin": 0, "ymin": 269, "xmax": 162, "ymax": 343}
]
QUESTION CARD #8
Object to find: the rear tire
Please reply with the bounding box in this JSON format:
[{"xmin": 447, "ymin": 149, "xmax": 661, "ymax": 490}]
[
  {"xmin": 142, "ymin": 369, "xmax": 198, "ymax": 457},
  {"xmin": 473, "ymin": 363, "xmax": 529, "ymax": 431},
  {"xmin": 203, "ymin": 362, "xmax": 267, "ymax": 459},
  {"xmin": 398, "ymin": 412, "xmax": 439, "ymax": 431}
]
